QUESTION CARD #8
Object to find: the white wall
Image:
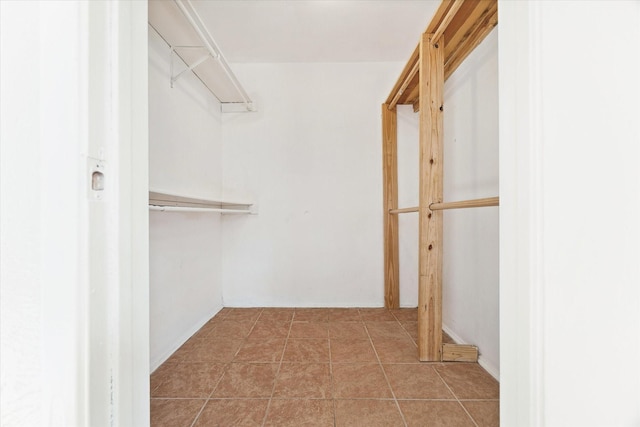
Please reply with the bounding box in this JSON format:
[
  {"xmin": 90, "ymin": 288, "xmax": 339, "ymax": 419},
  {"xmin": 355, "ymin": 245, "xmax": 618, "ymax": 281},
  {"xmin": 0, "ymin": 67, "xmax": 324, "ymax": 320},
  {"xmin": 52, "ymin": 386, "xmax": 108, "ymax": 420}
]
[
  {"xmin": 1, "ymin": 1, "xmax": 149, "ymax": 424},
  {"xmin": 396, "ymin": 30, "xmax": 499, "ymax": 378},
  {"xmin": 442, "ymin": 29, "xmax": 499, "ymax": 377},
  {"xmin": 221, "ymin": 62, "xmax": 402, "ymax": 307},
  {"xmin": 1, "ymin": 3, "xmax": 85, "ymax": 424},
  {"xmin": 148, "ymin": 28, "xmax": 225, "ymax": 371},
  {"xmin": 499, "ymin": 1, "xmax": 640, "ymax": 425}
]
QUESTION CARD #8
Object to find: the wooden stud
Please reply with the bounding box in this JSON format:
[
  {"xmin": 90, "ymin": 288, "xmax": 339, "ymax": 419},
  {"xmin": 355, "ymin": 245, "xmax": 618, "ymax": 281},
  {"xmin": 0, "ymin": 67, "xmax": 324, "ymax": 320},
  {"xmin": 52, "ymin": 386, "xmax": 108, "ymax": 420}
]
[
  {"xmin": 417, "ymin": 32, "xmax": 444, "ymax": 362},
  {"xmin": 442, "ymin": 343, "xmax": 478, "ymax": 362},
  {"xmin": 382, "ymin": 104, "xmax": 400, "ymax": 309}
]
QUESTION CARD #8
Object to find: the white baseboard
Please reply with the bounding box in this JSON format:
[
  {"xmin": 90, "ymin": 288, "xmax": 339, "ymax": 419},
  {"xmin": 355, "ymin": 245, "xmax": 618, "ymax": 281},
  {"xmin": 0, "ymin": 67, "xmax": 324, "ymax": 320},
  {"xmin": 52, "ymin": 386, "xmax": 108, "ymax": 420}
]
[
  {"xmin": 442, "ymin": 323, "xmax": 500, "ymax": 381},
  {"xmin": 150, "ymin": 305, "xmax": 223, "ymax": 373}
]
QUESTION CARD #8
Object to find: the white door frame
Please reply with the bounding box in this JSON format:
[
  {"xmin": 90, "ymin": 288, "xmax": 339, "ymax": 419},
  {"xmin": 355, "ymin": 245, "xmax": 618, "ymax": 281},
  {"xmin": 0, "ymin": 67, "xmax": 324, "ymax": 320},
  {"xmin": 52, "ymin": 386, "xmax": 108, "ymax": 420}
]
[
  {"xmin": 498, "ymin": 1, "xmax": 545, "ymax": 425},
  {"xmin": 86, "ymin": 1, "xmax": 149, "ymax": 426}
]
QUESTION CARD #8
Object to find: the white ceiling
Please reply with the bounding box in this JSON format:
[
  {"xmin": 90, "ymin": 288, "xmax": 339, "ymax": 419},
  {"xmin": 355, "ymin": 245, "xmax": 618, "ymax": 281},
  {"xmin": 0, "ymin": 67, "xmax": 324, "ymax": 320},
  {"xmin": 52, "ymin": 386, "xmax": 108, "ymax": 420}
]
[{"xmin": 189, "ymin": 0, "xmax": 440, "ymax": 63}]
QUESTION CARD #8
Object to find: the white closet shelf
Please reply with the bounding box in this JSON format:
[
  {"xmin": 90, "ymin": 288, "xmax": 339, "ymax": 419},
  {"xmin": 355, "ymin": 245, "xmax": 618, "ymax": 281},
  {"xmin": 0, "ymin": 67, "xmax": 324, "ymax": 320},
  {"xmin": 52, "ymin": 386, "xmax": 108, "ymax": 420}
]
[
  {"xmin": 149, "ymin": 190, "xmax": 256, "ymax": 215},
  {"xmin": 148, "ymin": 0, "xmax": 255, "ymax": 112}
]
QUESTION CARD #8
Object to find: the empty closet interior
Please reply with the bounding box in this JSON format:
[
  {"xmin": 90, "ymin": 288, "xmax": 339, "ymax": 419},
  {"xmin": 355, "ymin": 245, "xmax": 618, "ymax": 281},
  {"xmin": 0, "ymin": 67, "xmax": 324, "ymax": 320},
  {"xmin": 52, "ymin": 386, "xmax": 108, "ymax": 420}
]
[{"xmin": 148, "ymin": 0, "xmax": 499, "ymax": 378}]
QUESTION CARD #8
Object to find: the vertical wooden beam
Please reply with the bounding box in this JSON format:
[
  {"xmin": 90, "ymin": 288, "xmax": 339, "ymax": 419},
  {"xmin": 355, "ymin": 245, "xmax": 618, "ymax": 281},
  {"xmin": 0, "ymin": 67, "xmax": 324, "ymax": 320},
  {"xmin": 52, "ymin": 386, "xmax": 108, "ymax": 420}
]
[
  {"xmin": 417, "ymin": 33, "xmax": 444, "ymax": 361},
  {"xmin": 382, "ymin": 104, "xmax": 399, "ymax": 309}
]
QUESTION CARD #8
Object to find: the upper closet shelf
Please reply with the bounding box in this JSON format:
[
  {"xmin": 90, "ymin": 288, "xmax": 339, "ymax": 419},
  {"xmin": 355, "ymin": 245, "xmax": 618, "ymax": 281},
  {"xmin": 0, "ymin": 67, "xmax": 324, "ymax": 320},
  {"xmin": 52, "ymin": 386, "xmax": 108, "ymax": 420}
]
[
  {"xmin": 149, "ymin": 0, "xmax": 255, "ymax": 113},
  {"xmin": 149, "ymin": 190, "xmax": 256, "ymax": 215}
]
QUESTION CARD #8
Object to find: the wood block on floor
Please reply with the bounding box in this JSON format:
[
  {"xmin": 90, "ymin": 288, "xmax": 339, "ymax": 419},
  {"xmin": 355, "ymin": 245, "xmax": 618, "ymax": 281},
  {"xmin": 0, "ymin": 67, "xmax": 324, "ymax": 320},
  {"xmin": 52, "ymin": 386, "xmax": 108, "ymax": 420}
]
[{"xmin": 441, "ymin": 343, "xmax": 478, "ymax": 362}]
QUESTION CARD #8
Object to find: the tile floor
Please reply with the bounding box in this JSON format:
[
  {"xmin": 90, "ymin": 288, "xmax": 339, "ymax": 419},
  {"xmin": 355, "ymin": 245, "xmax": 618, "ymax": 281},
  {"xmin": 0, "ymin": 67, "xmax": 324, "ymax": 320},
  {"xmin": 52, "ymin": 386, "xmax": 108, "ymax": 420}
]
[{"xmin": 150, "ymin": 308, "xmax": 499, "ymax": 426}]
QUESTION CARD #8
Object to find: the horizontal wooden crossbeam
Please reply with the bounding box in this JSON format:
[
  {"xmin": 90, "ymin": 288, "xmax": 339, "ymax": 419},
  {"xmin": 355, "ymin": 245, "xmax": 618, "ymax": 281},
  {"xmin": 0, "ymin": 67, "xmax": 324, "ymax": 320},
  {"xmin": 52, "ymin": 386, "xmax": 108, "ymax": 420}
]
[{"xmin": 385, "ymin": 0, "xmax": 497, "ymax": 109}]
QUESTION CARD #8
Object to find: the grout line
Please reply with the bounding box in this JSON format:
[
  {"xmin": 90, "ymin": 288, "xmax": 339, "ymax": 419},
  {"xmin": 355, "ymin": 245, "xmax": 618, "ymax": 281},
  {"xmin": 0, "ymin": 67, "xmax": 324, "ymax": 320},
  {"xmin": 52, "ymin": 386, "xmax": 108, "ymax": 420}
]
[
  {"xmin": 458, "ymin": 400, "xmax": 480, "ymax": 427},
  {"xmin": 328, "ymin": 333, "xmax": 337, "ymax": 427},
  {"xmin": 363, "ymin": 313, "xmax": 408, "ymax": 427},
  {"xmin": 431, "ymin": 365, "xmax": 479, "ymax": 427},
  {"xmin": 260, "ymin": 310, "xmax": 294, "ymax": 427},
  {"xmin": 190, "ymin": 308, "xmax": 264, "ymax": 427},
  {"xmin": 153, "ymin": 308, "xmax": 498, "ymax": 426},
  {"xmin": 154, "ymin": 396, "xmax": 471, "ymax": 401}
]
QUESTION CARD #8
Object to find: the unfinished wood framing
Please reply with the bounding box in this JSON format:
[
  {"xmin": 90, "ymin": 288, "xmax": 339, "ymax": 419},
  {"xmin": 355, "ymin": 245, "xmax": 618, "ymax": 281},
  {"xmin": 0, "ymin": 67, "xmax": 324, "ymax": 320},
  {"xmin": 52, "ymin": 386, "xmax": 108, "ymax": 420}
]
[
  {"xmin": 430, "ymin": 196, "xmax": 499, "ymax": 211},
  {"xmin": 417, "ymin": 31, "xmax": 444, "ymax": 362},
  {"xmin": 442, "ymin": 343, "xmax": 479, "ymax": 362},
  {"xmin": 382, "ymin": 104, "xmax": 399, "ymax": 309},
  {"xmin": 391, "ymin": 197, "xmax": 499, "ymax": 215},
  {"xmin": 382, "ymin": 0, "xmax": 498, "ymax": 362}
]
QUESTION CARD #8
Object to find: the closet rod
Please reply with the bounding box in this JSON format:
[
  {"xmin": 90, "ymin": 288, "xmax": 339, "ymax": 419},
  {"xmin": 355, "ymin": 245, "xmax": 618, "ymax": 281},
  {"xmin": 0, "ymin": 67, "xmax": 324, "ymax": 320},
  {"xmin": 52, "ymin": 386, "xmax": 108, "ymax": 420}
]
[
  {"xmin": 389, "ymin": 206, "xmax": 419, "ymax": 214},
  {"xmin": 389, "ymin": 197, "xmax": 499, "ymax": 214},
  {"xmin": 149, "ymin": 205, "xmax": 250, "ymax": 214},
  {"xmin": 430, "ymin": 196, "xmax": 499, "ymax": 211}
]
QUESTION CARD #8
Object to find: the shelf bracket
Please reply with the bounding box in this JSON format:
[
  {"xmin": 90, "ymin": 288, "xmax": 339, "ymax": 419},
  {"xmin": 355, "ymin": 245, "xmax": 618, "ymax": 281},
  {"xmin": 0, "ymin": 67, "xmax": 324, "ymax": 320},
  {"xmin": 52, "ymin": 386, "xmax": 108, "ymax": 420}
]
[{"xmin": 169, "ymin": 46, "xmax": 218, "ymax": 88}]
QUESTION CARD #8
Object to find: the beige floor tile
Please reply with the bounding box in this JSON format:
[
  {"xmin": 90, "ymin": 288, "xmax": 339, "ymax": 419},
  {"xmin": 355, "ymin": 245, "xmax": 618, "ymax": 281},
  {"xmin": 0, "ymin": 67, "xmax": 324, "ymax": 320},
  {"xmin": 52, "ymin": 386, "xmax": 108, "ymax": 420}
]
[
  {"xmin": 162, "ymin": 345, "xmax": 194, "ymax": 364},
  {"xmin": 150, "ymin": 399, "xmax": 205, "ymax": 427},
  {"xmin": 184, "ymin": 339, "xmax": 243, "ymax": 363},
  {"xmin": 330, "ymin": 339, "xmax": 379, "ymax": 363},
  {"xmin": 289, "ymin": 321, "xmax": 330, "ymax": 339},
  {"xmin": 383, "ymin": 364, "xmax": 454, "ymax": 399},
  {"xmin": 273, "ymin": 363, "xmax": 333, "ymax": 398},
  {"xmin": 264, "ymin": 399, "xmax": 334, "ymax": 427},
  {"xmin": 332, "ymin": 364, "xmax": 393, "ymax": 398},
  {"xmin": 359, "ymin": 308, "xmax": 397, "ymax": 322},
  {"xmin": 371, "ymin": 337, "xmax": 420, "ymax": 363},
  {"xmin": 293, "ymin": 308, "xmax": 330, "ymax": 322},
  {"xmin": 258, "ymin": 308, "xmax": 295, "ymax": 322},
  {"xmin": 390, "ymin": 308, "xmax": 418, "ymax": 322},
  {"xmin": 212, "ymin": 363, "xmax": 279, "ymax": 398},
  {"xmin": 328, "ymin": 322, "xmax": 369, "ymax": 339},
  {"xmin": 188, "ymin": 323, "xmax": 217, "ymax": 340},
  {"xmin": 150, "ymin": 362, "xmax": 177, "ymax": 393},
  {"xmin": 335, "ymin": 399, "xmax": 404, "ymax": 427},
  {"xmin": 366, "ymin": 321, "xmax": 410, "ymax": 340},
  {"xmin": 462, "ymin": 400, "xmax": 500, "ymax": 427},
  {"xmin": 282, "ymin": 339, "xmax": 330, "ymax": 362},
  {"xmin": 327, "ymin": 308, "xmax": 362, "ymax": 322},
  {"xmin": 206, "ymin": 320, "xmax": 255, "ymax": 339},
  {"xmin": 248, "ymin": 320, "xmax": 291, "ymax": 339},
  {"xmin": 234, "ymin": 338, "xmax": 286, "ymax": 363},
  {"xmin": 151, "ymin": 362, "xmax": 226, "ymax": 398},
  {"xmin": 224, "ymin": 308, "xmax": 263, "ymax": 321},
  {"xmin": 435, "ymin": 364, "xmax": 499, "ymax": 399},
  {"xmin": 401, "ymin": 322, "xmax": 418, "ymax": 341},
  {"xmin": 151, "ymin": 308, "xmax": 500, "ymax": 426},
  {"xmin": 399, "ymin": 400, "xmax": 475, "ymax": 427},
  {"xmin": 193, "ymin": 399, "xmax": 269, "ymax": 427}
]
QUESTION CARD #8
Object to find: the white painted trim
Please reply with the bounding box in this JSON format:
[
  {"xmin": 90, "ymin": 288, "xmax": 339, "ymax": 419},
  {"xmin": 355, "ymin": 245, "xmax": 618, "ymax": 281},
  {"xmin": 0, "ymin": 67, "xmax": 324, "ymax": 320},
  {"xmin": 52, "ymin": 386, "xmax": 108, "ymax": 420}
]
[
  {"xmin": 149, "ymin": 306, "xmax": 222, "ymax": 373},
  {"xmin": 498, "ymin": 1, "xmax": 546, "ymax": 425},
  {"xmin": 84, "ymin": 2, "xmax": 149, "ymax": 425},
  {"xmin": 123, "ymin": 2, "xmax": 150, "ymax": 426}
]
